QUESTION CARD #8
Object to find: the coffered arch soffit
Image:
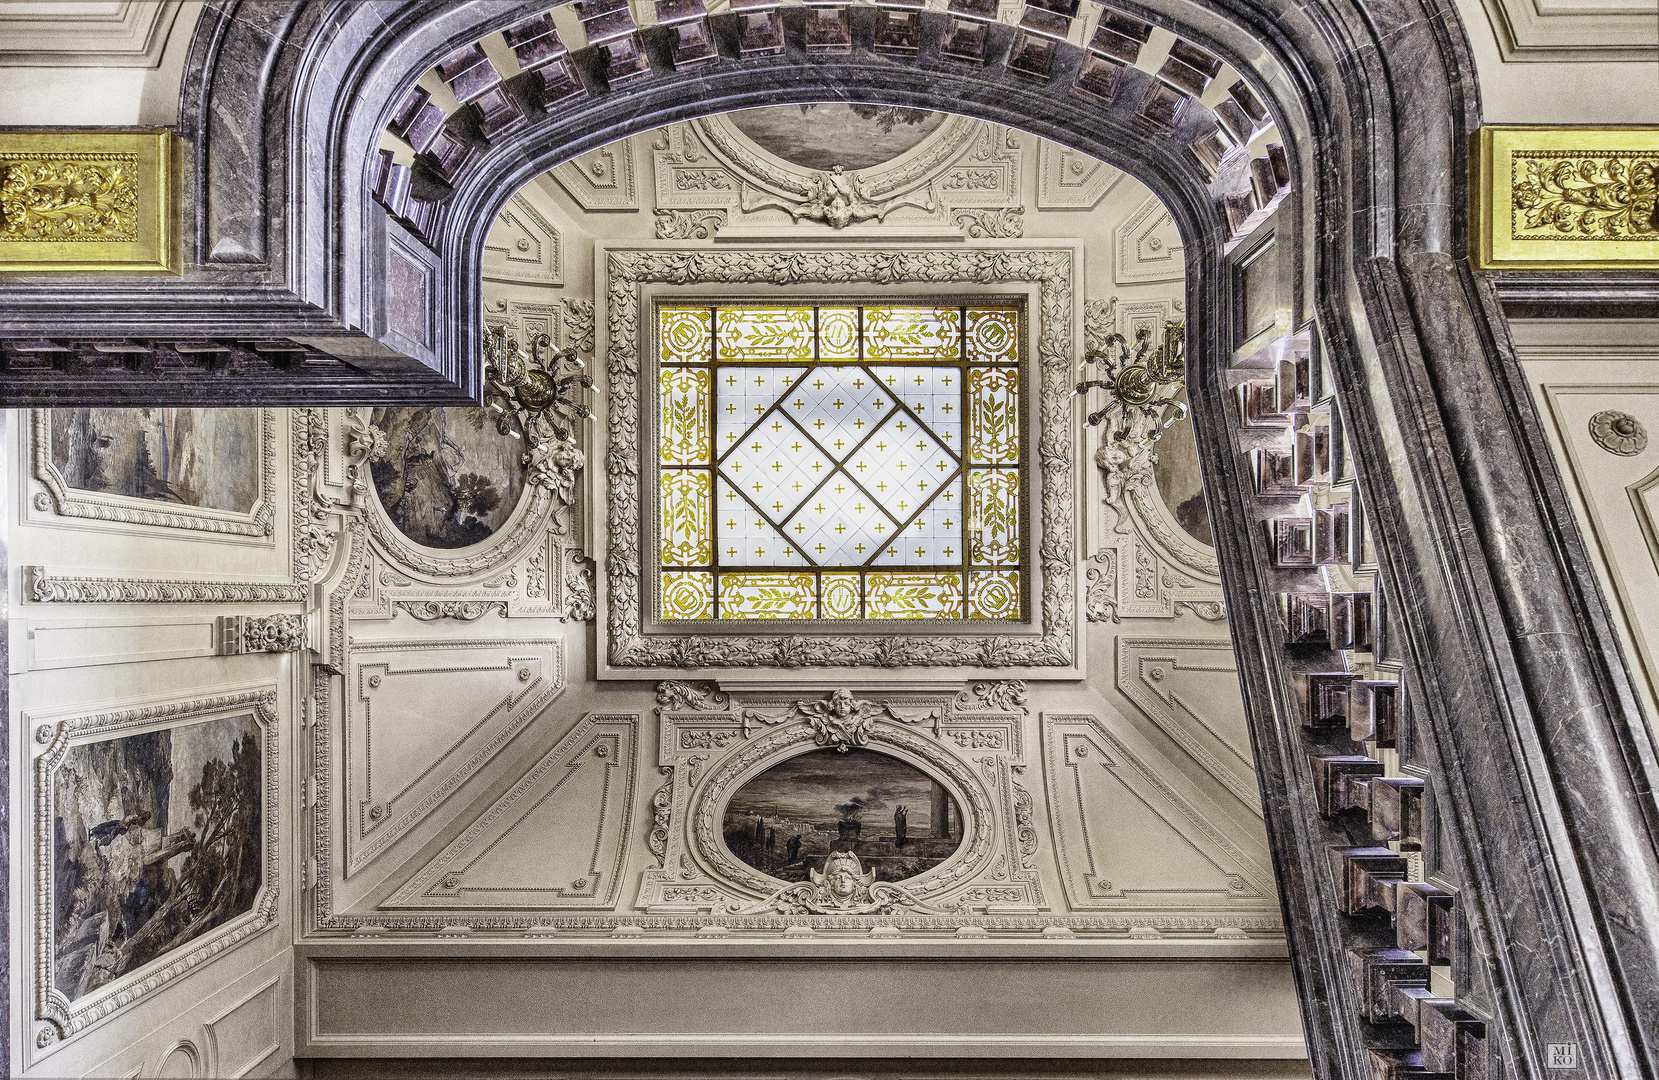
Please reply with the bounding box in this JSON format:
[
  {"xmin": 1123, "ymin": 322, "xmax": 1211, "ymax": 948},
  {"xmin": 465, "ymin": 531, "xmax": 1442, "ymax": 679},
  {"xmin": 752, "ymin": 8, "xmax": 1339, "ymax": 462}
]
[{"xmin": 162, "ymin": 0, "xmax": 1393, "ymax": 396}]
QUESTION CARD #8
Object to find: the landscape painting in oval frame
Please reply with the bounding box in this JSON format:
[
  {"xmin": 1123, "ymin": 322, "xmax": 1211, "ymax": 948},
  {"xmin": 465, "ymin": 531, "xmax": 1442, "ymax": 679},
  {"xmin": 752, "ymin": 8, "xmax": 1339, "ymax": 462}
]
[
  {"xmin": 722, "ymin": 747, "xmax": 965, "ymax": 884},
  {"xmin": 368, "ymin": 407, "xmax": 528, "ymax": 550}
]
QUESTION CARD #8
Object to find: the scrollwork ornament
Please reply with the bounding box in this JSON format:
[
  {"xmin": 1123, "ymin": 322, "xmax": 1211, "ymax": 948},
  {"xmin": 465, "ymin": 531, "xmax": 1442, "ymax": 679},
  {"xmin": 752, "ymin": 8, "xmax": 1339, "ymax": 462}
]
[
  {"xmin": 1590, "ymin": 410, "xmax": 1649, "ymax": 456},
  {"xmin": 655, "ymin": 680, "xmax": 730, "ymax": 713},
  {"xmin": 744, "ymin": 689, "xmax": 938, "ymax": 751},
  {"xmin": 732, "ymin": 850, "xmax": 946, "ymax": 915},
  {"xmin": 649, "ymin": 770, "xmax": 674, "ymax": 866},
  {"xmin": 955, "ymin": 680, "xmax": 1028, "ymax": 713},
  {"xmin": 1512, "ymin": 153, "xmax": 1659, "ymax": 241}
]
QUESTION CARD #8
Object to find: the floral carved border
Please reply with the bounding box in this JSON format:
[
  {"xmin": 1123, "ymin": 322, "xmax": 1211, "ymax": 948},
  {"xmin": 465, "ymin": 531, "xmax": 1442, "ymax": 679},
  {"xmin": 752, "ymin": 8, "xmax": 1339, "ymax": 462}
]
[
  {"xmin": 30, "ymin": 408, "xmax": 278, "ymax": 539},
  {"xmin": 603, "ymin": 246, "xmax": 1079, "ymax": 671},
  {"xmin": 30, "ymin": 689, "xmax": 281, "ymax": 1048}
]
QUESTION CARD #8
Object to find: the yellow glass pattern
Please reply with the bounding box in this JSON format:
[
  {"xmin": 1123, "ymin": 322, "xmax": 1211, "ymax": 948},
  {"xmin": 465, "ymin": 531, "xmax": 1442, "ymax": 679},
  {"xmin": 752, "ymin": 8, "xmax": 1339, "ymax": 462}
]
[
  {"xmin": 968, "ymin": 468, "xmax": 1019, "ymax": 566},
  {"xmin": 659, "ymin": 368, "xmax": 712, "ymax": 465},
  {"xmin": 661, "ymin": 571, "xmax": 714, "ymax": 620},
  {"xmin": 864, "ymin": 307, "xmax": 962, "ymax": 360},
  {"xmin": 965, "ymin": 308, "xmax": 1018, "ymax": 364},
  {"xmin": 659, "ymin": 469, "xmax": 712, "ymax": 566},
  {"xmin": 968, "ymin": 570, "xmax": 1020, "ymax": 620},
  {"xmin": 819, "ymin": 307, "xmax": 860, "ymax": 360},
  {"xmin": 660, "ymin": 307, "xmax": 713, "ymax": 364},
  {"xmin": 716, "ymin": 306, "xmax": 814, "ymax": 361},
  {"xmin": 820, "ymin": 573, "xmax": 861, "ymax": 619},
  {"xmin": 654, "ymin": 303, "xmax": 1023, "ymax": 622},
  {"xmin": 866, "ymin": 572, "xmax": 965, "ymax": 619},
  {"xmin": 718, "ymin": 572, "xmax": 816, "ymax": 619},
  {"xmin": 967, "ymin": 365, "xmax": 1019, "ymax": 464}
]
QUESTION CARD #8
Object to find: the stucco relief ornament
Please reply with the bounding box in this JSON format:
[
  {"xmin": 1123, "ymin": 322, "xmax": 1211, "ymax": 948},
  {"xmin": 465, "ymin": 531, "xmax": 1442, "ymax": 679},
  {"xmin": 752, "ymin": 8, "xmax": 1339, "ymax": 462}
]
[
  {"xmin": 742, "ymin": 166, "xmax": 935, "ymax": 229},
  {"xmin": 744, "ymin": 688, "xmax": 939, "ymax": 750},
  {"xmin": 733, "ymin": 850, "xmax": 945, "ymax": 915},
  {"xmin": 1589, "ymin": 410, "xmax": 1649, "ymax": 457},
  {"xmin": 1075, "ymin": 321, "xmax": 1187, "ymax": 530}
]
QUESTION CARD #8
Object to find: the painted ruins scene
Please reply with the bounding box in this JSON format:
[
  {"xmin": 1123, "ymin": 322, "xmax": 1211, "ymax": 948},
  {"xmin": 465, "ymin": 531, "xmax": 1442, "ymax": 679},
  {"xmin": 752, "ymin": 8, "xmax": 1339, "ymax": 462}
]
[{"xmin": 723, "ymin": 747, "xmax": 963, "ymax": 883}]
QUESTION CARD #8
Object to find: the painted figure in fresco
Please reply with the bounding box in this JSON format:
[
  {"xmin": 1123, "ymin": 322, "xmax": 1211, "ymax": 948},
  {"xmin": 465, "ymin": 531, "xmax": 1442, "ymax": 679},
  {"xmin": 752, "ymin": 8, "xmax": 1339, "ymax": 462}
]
[
  {"xmin": 894, "ymin": 805, "xmax": 908, "ymax": 848},
  {"xmin": 786, "ymin": 833, "xmax": 802, "ymax": 864}
]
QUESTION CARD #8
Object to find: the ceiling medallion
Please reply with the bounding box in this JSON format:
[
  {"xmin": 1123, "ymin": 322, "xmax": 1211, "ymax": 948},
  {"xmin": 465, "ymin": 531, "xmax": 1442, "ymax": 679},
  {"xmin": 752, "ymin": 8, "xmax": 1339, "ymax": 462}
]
[
  {"xmin": 483, "ymin": 323, "xmax": 594, "ymax": 446},
  {"xmin": 1589, "ymin": 409, "xmax": 1648, "ymax": 457}
]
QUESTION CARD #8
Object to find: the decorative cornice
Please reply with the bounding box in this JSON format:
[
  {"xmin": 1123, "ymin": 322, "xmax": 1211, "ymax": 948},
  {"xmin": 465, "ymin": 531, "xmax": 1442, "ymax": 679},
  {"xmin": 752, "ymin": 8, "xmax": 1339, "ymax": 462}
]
[{"xmin": 26, "ymin": 567, "xmax": 306, "ymax": 604}]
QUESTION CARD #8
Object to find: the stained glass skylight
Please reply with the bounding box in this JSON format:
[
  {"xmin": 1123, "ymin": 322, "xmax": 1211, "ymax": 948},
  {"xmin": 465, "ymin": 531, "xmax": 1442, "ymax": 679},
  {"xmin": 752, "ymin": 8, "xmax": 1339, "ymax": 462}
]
[{"xmin": 656, "ymin": 303, "xmax": 1023, "ymax": 621}]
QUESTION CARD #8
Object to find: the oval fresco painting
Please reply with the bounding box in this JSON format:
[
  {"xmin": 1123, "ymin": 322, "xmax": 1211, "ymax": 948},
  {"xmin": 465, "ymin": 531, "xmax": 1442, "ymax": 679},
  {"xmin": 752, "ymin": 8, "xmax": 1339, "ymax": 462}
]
[
  {"xmin": 369, "ymin": 407, "xmax": 528, "ymax": 549},
  {"xmin": 1152, "ymin": 392, "xmax": 1214, "ymax": 547},
  {"xmin": 726, "ymin": 104, "xmax": 947, "ymax": 172},
  {"xmin": 723, "ymin": 747, "xmax": 963, "ymax": 884}
]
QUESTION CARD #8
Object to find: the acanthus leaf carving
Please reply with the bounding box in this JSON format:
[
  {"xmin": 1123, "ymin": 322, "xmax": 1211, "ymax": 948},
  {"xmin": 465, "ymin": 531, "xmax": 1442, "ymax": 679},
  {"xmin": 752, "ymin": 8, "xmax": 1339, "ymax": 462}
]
[
  {"xmin": 396, "ymin": 600, "xmax": 508, "ymax": 621},
  {"xmin": 742, "ymin": 688, "xmax": 940, "ymax": 750}
]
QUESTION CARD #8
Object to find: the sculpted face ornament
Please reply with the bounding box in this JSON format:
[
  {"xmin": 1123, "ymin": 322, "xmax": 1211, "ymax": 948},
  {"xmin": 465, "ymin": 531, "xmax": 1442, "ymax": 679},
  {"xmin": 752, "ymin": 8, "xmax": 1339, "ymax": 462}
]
[
  {"xmin": 744, "ymin": 688, "xmax": 939, "ymax": 750},
  {"xmin": 734, "ymin": 849, "xmax": 944, "ymax": 915}
]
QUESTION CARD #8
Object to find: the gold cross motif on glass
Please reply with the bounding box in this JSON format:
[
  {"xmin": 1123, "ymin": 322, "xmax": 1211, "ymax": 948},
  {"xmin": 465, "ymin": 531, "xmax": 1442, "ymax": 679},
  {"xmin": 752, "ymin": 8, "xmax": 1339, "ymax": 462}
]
[{"xmin": 656, "ymin": 303, "xmax": 1024, "ymax": 622}]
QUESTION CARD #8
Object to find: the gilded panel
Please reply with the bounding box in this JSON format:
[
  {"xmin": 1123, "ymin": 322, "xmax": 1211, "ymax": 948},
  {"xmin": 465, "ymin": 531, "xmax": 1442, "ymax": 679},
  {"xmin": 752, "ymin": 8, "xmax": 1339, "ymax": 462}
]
[
  {"xmin": 1475, "ymin": 126, "xmax": 1659, "ymax": 270},
  {"xmin": 0, "ymin": 131, "xmax": 174, "ymax": 272}
]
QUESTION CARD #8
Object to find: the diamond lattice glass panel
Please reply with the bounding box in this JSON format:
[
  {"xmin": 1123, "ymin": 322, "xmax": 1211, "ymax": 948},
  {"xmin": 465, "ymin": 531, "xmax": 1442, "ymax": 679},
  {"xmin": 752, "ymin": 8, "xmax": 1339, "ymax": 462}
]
[
  {"xmin": 967, "ymin": 365, "xmax": 1019, "ymax": 464},
  {"xmin": 716, "ymin": 477, "xmax": 809, "ymax": 567},
  {"xmin": 874, "ymin": 475, "xmax": 963, "ymax": 566},
  {"xmin": 818, "ymin": 307, "xmax": 860, "ymax": 360},
  {"xmin": 864, "ymin": 307, "xmax": 962, "ymax": 360},
  {"xmin": 654, "ymin": 302, "xmax": 1024, "ymax": 623},
  {"xmin": 718, "ymin": 411, "xmax": 831, "ymax": 524},
  {"xmin": 968, "ymin": 467, "xmax": 1019, "ymax": 566},
  {"xmin": 866, "ymin": 572, "xmax": 965, "ymax": 619},
  {"xmin": 794, "ymin": 365, "xmax": 895, "ymax": 460},
  {"xmin": 716, "ymin": 366, "xmax": 806, "ymax": 456},
  {"xmin": 846, "ymin": 412, "xmax": 956, "ymax": 523},
  {"xmin": 719, "ymin": 572, "xmax": 816, "ymax": 618},
  {"xmin": 965, "ymin": 308, "xmax": 1018, "ymax": 364},
  {"xmin": 968, "ymin": 569, "xmax": 1020, "ymax": 619},
  {"xmin": 870, "ymin": 366, "xmax": 962, "ymax": 454},
  {"xmin": 820, "ymin": 573, "xmax": 861, "ymax": 619},
  {"xmin": 660, "ymin": 307, "xmax": 713, "ymax": 364},
  {"xmin": 660, "ymin": 469, "xmax": 712, "ymax": 566},
  {"xmin": 661, "ymin": 571, "xmax": 714, "ymax": 620},
  {"xmin": 784, "ymin": 472, "xmax": 899, "ymax": 566},
  {"xmin": 716, "ymin": 307, "xmax": 814, "ymax": 361},
  {"xmin": 660, "ymin": 368, "xmax": 712, "ymax": 465}
]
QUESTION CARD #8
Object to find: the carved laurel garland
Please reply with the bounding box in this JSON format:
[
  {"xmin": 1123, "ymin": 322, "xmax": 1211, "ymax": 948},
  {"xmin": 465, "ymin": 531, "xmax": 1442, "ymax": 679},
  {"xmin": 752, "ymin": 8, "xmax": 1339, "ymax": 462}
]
[
  {"xmin": 689, "ymin": 723, "xmax": 997, "ymax": 903},
  {"xmin": 604, "ymin": 246, "xmax": 1078, "ymax": 669},
  {"xmin": 31, "ymin": 408, "xmax": 278, "ymax": 539},
  {"xmin": 32, "ymin": 690, "xmax": 281, "ymax": 1045}
]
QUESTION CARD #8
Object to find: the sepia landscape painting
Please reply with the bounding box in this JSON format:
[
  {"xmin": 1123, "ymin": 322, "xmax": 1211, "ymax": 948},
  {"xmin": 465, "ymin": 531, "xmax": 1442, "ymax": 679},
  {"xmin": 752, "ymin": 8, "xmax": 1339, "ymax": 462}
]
[
  {"xmin": 727, "ymin": 104, "xmax": 946, "ymax": 172},
  {"xmin": 1153, "ymin": 396, "xmax": 1214, "ymax": 547},
  {"xmin": 369, "ymin": 407, "xmax": 528, "ymax": 549},
  {"xmin": 48, "ymin": 408, "xmax": 262, "ymax": 513},
  {"xmin": 52, "ymin": 714, "xmax": 264, "ymax": 1004},
  {"xmin": 723, "ymin": 748, "xmax": 963, "ymax": 884}
]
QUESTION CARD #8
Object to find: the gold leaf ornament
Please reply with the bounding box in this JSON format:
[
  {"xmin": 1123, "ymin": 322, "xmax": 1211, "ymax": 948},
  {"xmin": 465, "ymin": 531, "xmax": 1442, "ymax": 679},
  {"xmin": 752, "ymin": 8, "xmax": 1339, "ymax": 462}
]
[
  {"xmin": 1512, "ymin": 154, "xmax": 1658, "ymax": 241},
  {"xmin": 0, "ymin": 156, "xmax": 138, "ymax": 241}
]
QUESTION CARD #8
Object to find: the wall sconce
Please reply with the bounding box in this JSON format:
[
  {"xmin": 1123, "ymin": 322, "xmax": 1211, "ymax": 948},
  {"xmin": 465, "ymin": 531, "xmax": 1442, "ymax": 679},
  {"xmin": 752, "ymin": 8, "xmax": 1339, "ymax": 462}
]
[
  {"xmin": 483, "ymin": 323, "xmax": 594, "ymax": 446},
  {"xmin": 1072, "ymin": 320, "xmax": 1188, "ymax": 446}
]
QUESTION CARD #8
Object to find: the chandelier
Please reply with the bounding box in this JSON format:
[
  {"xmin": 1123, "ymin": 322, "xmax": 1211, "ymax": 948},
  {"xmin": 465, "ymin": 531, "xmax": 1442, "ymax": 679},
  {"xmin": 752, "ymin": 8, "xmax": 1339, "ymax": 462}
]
[
  {"xmin": 482, "ymin": 323, "xmax": 594, "ymax": 446},
  {"xmin": 1072, "ymin": 320, "xmax": 1188, "ymax": 447}
]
